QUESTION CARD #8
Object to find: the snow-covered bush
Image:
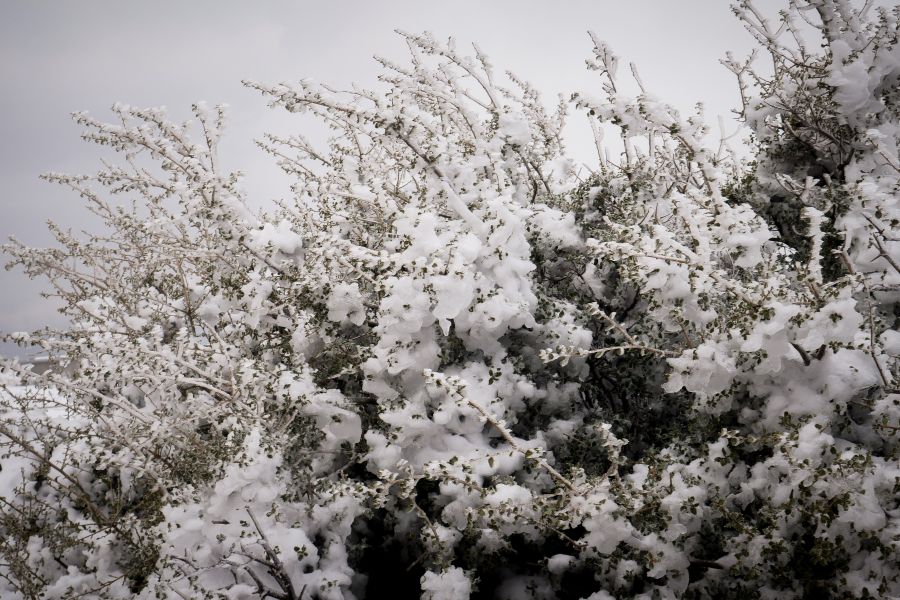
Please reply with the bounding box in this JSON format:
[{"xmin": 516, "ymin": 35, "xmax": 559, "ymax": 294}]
[{"xmin": 1, "ymin": 1, "xmax": 898, "ymax": 598}]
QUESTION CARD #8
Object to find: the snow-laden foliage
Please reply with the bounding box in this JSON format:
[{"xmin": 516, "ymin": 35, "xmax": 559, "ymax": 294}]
[{"xmin": 1, "ymin": 1, "xmax": 898, "ymax": 598}]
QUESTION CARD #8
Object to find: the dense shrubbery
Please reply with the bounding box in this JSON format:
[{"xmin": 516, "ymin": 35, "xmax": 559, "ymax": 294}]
[{"xmin": 1, "ymin": 1, "xmax": 898, "ymax": 598}]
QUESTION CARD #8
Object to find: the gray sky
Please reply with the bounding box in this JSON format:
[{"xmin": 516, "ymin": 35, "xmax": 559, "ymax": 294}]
[{"xmin": 0, "ymin": 0, "xmax": 755, "ymax": 358}]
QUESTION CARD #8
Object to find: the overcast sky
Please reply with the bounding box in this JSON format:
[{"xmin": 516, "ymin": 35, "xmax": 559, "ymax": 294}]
[{"xmin": 0, "ymin": 1, "xmax": 757, "ymax": 358}]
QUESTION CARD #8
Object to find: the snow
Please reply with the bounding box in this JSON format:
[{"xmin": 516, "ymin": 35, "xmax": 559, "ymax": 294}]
[
  {"xmin": 421, "ymin": 567, "xmax": 472, "ymax": 600},
  {"xmin": 3, "ymin": 5, "xmax": 900, "ymax": 598}
]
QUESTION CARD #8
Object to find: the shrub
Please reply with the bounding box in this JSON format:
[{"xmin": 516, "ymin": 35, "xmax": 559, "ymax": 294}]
[{"xmin": 1, "ymin": 1, "xmax": 898, "ymax": 598}]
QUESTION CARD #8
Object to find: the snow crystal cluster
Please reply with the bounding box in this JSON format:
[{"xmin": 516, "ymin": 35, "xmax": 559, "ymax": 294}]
[{"xmin": 1, "ymin": 2, "xmax": 898, "ymax": 599}]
